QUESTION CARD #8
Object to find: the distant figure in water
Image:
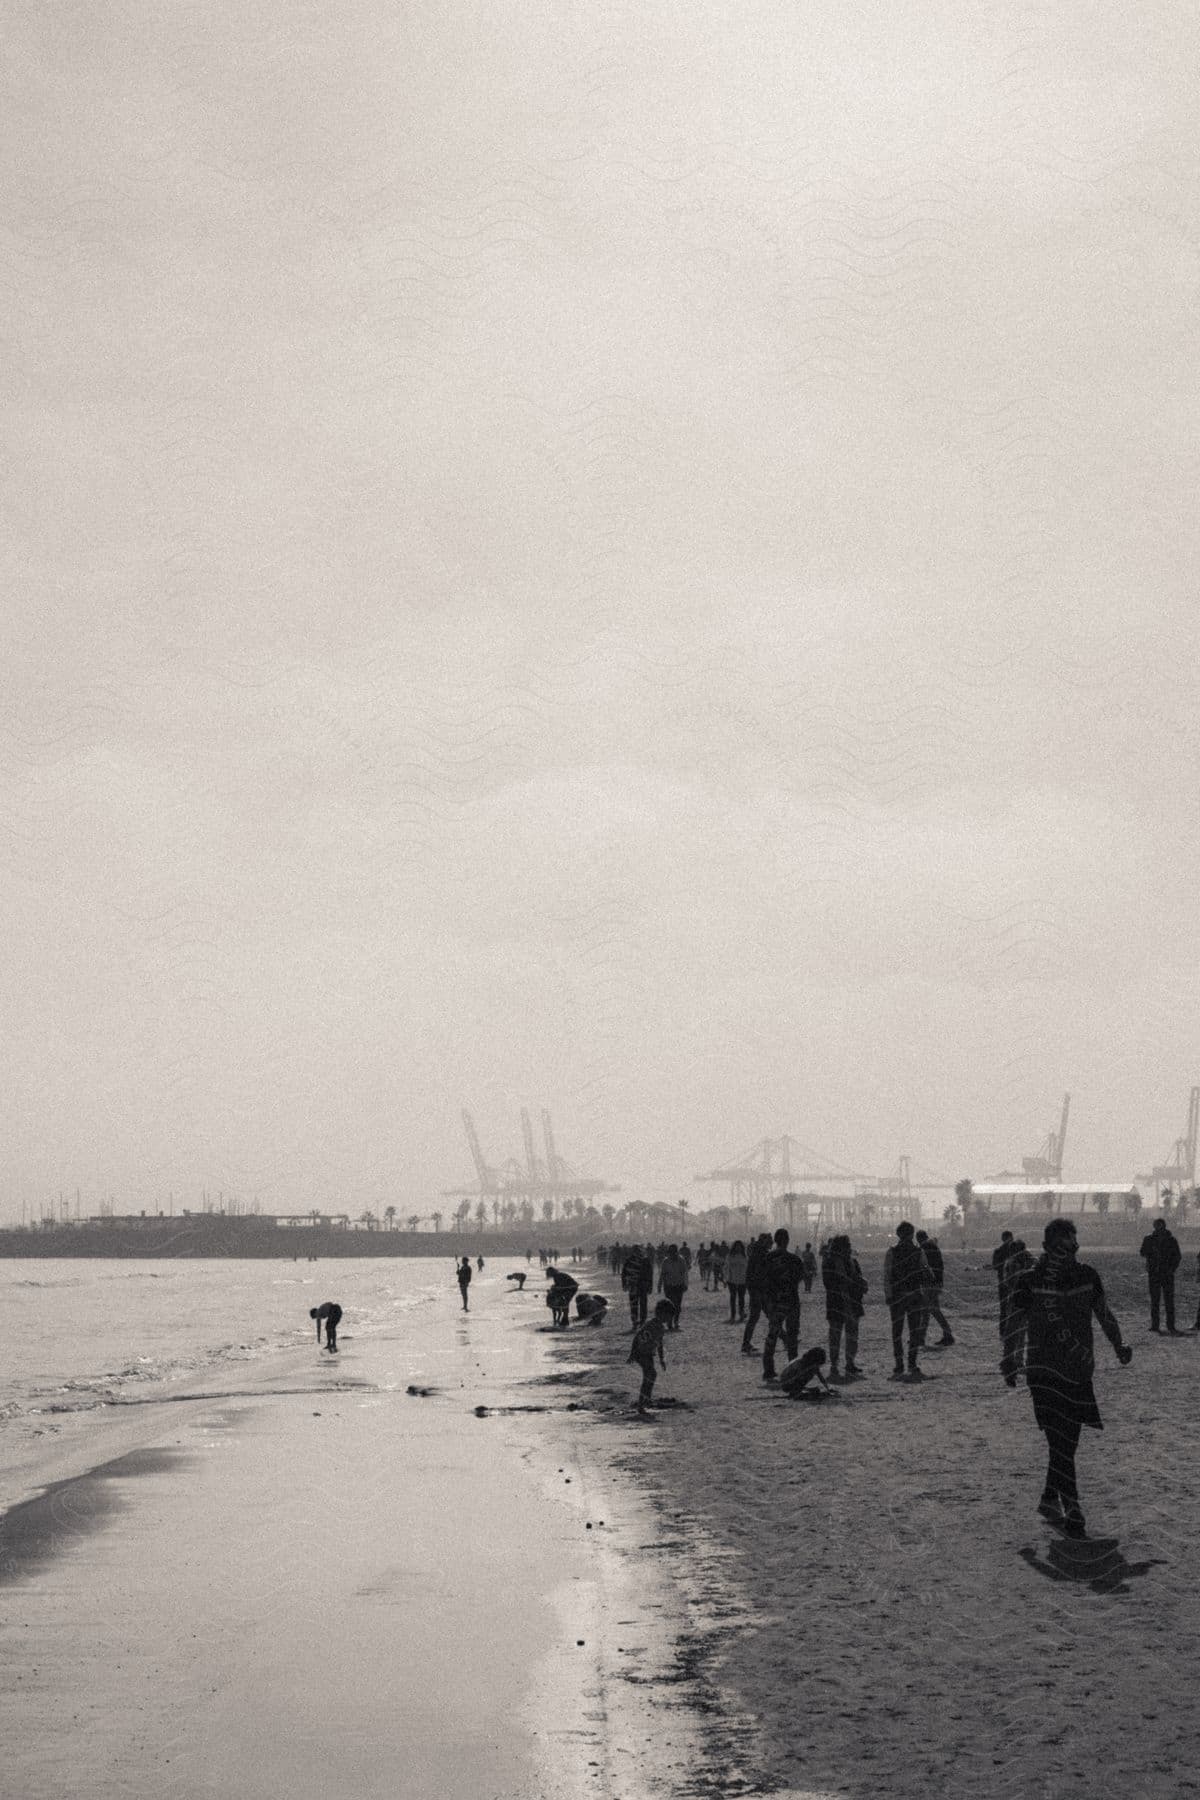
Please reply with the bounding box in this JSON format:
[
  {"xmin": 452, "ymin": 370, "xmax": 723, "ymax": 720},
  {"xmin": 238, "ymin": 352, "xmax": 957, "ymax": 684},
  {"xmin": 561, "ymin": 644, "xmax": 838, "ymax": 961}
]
[
  {"xmin": 779, "ymin": 1345, "xmax": 833, "ymax": 1399},
  {"xmin": 507, "ymin": 1271, "xmax": 527, "ymax": 1290},
  {"xmin": 629, "ymin": 1300, "xmax": 674, "ymax": 1413},
  {"xmin": 456, "ymin": 1257, "xmax": 472, "ymax": 1311},
  {"xmin": 1009, "ymin": 1217, "xmax": 1132, "ymax": 1538},
  {"xmin": 310, "ymin": 1302, "xmax": 342, "ymax": 1353},
  {"xmin": 574, "ymin": 1292, "xmax": 608, "ymax": 1326}
]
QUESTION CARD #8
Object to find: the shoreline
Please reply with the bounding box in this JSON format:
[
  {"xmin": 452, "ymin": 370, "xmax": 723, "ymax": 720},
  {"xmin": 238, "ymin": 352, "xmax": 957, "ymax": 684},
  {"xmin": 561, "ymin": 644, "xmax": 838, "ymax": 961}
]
[{"xmin": 0, "ymin": 1265, "xmax": 704, "ymax": 1800}]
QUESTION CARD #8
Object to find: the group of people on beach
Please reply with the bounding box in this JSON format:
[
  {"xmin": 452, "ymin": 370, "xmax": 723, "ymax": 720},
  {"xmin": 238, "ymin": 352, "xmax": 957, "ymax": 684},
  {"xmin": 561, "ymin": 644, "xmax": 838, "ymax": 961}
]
[{"xmin": 597, "ymin": 1218, "xmax": 1188, "ymax": 1540}]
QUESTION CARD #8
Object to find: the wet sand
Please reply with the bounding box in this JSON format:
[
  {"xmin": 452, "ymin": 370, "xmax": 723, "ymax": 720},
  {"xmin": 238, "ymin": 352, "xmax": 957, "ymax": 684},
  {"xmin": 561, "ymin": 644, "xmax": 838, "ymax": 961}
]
[{"xmin": 0, "ymin": 1276, "xmax": 695, "ymax": 1800}]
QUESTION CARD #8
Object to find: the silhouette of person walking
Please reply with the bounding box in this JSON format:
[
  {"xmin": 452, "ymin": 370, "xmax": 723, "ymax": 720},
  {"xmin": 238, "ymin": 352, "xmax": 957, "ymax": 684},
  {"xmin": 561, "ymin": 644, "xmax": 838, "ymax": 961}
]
[
  {"xmin": 456, "ymin": 1256, "xmax": 472, "ymax": 1311},
  {"xmin": 1009, "ymin": 1217, "xmax": 1132, "ymax": 1538},
  {"xmin": 310, "ymin": 1301, "xmax": 342, "ymax": 1352},
  {"xmin": 1139, "ymin": 1216, "xmax": 1182, "ymax": 1333}
]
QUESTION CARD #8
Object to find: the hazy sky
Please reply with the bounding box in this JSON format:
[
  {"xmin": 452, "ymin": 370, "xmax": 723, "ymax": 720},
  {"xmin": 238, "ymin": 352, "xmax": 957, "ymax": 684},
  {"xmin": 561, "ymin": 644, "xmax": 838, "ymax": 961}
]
[{"xmin": 4, "ymin": 2, "xmax": 1198, "ymax": 1219}]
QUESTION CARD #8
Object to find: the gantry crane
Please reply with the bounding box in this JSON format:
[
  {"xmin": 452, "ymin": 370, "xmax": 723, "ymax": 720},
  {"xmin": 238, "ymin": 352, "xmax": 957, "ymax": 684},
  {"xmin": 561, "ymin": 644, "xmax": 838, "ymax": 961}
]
[{"xmin": 1137, "ymin": 1086, "xmax": 1199, "ymax": 1202}]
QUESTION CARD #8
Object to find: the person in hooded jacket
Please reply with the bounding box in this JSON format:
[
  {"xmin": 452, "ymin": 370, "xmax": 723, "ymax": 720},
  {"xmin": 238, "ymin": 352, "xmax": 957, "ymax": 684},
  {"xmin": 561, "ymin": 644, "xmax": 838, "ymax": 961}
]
[{"xmin": 1008, "ymin": 1216, "xmax": 1132, "ymax": 1538}]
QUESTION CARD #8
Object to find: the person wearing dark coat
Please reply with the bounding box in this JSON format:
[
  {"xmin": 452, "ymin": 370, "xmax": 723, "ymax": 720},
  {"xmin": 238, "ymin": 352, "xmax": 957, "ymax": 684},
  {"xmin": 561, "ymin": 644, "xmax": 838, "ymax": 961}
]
[
  {"xmin": 1139, "ymin": 1217, "xmax": 1182, "ymax": 1333},
  {"xmin": 1009, "ymin": 1217, "xmax": 1132, "ymax": 1538},
  {"xmin": 883, "ymin": 1222, "xmax": 930, "ymax": 1379},
  {"xmin": 740, "ymin": 1233, "xmax": 773, "ymax": 1355},
  {"xmin": 822, "ymin": 1234, "xmax": 866, "ymax": 1378},
  {"xmin": 761, "ymin": 1228, "xmax": 805, "ymax": 1381}
]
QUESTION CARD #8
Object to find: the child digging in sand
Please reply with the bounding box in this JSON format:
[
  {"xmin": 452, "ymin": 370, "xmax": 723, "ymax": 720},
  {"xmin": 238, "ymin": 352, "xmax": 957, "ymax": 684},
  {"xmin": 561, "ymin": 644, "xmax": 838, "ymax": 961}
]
[
  {"xmin": 779, "ymin": 1345, "xmax": 835, "ymax": 1400},
  {"xmin": 629, "ymin": 1300, "xmax": 675, "ymax": 1413}
]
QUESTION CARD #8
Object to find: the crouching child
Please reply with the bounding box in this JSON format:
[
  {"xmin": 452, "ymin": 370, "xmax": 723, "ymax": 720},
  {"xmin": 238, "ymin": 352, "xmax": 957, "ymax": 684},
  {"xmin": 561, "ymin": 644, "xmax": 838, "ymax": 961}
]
[
  {"xmin": 629, "ymin": 1299, "xmax": 675, "ymax": 1414},
  {"xmin": 779, "ymin": 1345, "xmax": 833, "ymax": 1400}
]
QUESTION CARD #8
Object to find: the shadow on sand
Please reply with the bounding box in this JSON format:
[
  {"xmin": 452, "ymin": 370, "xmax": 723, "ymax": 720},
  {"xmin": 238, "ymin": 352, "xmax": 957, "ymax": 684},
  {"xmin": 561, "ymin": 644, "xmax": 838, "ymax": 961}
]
[{"xmin": 1019, "ymin": 1535, "xmax": 1166, "ymax": 1595}]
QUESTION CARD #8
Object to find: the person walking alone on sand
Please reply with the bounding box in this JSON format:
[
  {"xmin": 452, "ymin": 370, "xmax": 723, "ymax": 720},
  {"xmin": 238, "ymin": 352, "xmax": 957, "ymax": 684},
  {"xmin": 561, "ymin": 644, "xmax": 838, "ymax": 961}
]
[
  {"xmin": 916, "ymin": 1230, "xmax": 954, "ymax": 1346},
  {"xmin": 884, "ymin": 1222, "xmax": 929, "ymax": 1380},
  {"xmin": 823, "ymin": 1234, "xmax": 866, "ymax": 1378},
  {"xmin": 801, "ymin": 1243, "xmax": 818, "ymax": 1294},
  {"xmin": 1008, "ymin": 1217, "xmax": 1132, "ymax": 1538},
  {"xmin": 456, "ymin": 1256, "xmax": 472, "ymax": 1311},
  {"xmin": 1139, "ymin": 1216, "xmax": 1182, "ymax": 1333},
  {"xmin": 761, "ymin": 1228, "xmax": 805, "ymax": 1382}
]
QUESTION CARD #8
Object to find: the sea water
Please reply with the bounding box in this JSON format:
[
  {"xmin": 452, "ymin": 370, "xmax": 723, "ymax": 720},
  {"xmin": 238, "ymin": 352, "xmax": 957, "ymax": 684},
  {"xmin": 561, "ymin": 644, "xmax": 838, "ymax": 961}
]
[{"xmin": 0, "ymin": 1255, "xmax": 540, "ymax": 1510}]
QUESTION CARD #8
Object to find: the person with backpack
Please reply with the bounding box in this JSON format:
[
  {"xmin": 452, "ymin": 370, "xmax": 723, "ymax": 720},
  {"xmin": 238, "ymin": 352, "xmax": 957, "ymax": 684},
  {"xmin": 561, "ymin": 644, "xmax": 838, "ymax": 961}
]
[
  {"xmin": 761, "ymin": 1228, "xmax": 806, "ymax": 1382},
  {"xmin": 915, "ymin": 1229, "xmax": 954, "ymax": 1346},
  {"xmin": 1139, "ymin": 1216, "xmax": 1182, "ymax": 1333},
  {"xmin": 822, "ymin": 1234, "xmax": 866, "ymax": 1378},
  {"xmin": 740, "ymin": 1232, "xmax": 773, "ymax": 1355},
  {"xmin": 883, "ymin": 1221, "xmax": 930, "ymax": 1380},
  {"xmin": 1008, "ymin": 1216, "xmax": 1132, "ymax": 1537}
]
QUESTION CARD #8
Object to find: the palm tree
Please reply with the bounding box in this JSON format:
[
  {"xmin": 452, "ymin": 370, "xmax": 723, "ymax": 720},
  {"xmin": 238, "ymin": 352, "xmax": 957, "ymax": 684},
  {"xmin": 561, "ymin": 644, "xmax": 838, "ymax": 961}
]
[
  {"xmin": 406, "ymin": 1214, "xmax": 421, "ymax": 1232},
  {"xmin": 430, "ymin": 1211, "xmax": 443, "ymax": 1234},
  {"xmin": 383, "ymin": 1205, "xmax": 397, "ymax": 1232},
  {"xmin": 359, "ymin": 1208, "xmax": 377, "ymax": 1232}
]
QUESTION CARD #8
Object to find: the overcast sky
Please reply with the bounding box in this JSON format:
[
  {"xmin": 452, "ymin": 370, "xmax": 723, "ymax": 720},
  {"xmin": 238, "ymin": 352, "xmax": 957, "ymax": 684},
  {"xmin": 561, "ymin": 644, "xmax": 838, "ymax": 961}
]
[{"xmin": 3, "ymin": 2, "xmax": 1198, "ymax": 1219}]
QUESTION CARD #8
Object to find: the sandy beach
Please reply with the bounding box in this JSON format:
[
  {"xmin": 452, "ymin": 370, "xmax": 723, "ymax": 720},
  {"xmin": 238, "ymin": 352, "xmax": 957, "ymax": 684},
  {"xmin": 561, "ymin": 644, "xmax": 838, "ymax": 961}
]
[
  {"xmin": 5, "ymin": 1247, "xmax": 1200, "ymax": 1800},
  {"xmin": 544, "ymin": 1246, "xmax": 1200, "ymax": 1800},
  {"xmin": 0, "ymin": 1264, "xmax": 697, "ymax": 1800}
]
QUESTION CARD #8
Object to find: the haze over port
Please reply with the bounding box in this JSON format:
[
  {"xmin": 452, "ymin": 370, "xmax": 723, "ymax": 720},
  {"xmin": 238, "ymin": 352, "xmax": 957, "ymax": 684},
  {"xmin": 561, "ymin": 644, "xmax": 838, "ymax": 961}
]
[{"xmin": 3, "ymin": 3, "xmax": 1198, "ymax": 1222}]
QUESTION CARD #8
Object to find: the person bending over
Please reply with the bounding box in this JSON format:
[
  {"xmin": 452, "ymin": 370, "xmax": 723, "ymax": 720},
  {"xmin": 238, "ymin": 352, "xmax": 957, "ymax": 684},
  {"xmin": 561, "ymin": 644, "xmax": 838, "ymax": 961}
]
[
  {"xmin": 310, "ymin": 1301, "xmax": 343, "ymax": 1353},
  {"xmin": 629, "ymin": 1301, "xmax": 674, "ymax": 1414}
]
